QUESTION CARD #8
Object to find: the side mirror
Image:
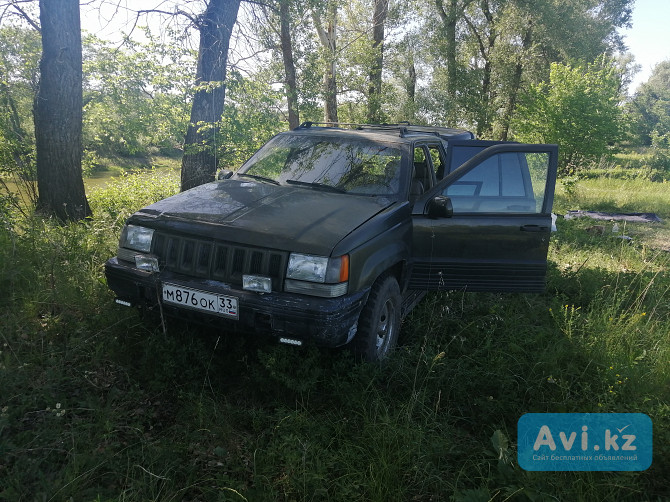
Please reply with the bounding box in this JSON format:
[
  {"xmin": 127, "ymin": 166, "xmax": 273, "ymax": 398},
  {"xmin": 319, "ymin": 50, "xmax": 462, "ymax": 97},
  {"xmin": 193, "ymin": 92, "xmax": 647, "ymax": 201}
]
[
  {"xmin": 427, "ymin": 195, "xmax": 453, "ymax": 219},
  {"xmin": 217, "ymin": 169, "xmax": 233, "ymax": 180}
]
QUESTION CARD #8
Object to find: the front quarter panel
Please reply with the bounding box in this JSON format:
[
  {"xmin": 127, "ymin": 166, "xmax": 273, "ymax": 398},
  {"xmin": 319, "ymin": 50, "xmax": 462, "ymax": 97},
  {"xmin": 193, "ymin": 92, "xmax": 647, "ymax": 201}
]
[{"xmin": 337, "ymin": 201, "xmax": 412, "ymax": 292}]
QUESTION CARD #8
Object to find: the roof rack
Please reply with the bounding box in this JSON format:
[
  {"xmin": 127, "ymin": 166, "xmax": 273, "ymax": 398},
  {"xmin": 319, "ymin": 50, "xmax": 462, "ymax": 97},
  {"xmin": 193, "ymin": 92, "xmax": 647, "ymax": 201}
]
[
  {"xmin": 295, "ymin": 121, "xmax": 474, "ymax": 140},
  {"xmin": 297, "ymin": 121, "xmax": 410, "ymax": 130}
]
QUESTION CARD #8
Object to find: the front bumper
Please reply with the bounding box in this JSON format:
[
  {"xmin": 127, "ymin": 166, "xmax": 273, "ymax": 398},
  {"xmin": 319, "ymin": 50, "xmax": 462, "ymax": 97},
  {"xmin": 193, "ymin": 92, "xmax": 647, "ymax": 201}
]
[{"xmin": 105, "ymin": 257, "xmax": 369, "ymax": 347}]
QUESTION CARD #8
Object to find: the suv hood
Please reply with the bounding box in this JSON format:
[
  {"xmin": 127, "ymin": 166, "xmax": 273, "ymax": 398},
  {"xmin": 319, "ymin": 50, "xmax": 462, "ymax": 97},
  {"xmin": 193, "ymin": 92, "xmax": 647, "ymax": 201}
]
[{"xmin": 132, "ymin": 179, "xmax": 394, "ymax": 256}]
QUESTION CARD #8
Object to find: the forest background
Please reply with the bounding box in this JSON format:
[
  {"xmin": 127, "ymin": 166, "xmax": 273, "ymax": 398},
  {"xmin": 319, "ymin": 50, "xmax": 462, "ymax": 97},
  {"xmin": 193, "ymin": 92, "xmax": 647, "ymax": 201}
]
[
  {"xmin": 0, "ymin": 0, "xmax": 669, "ymax": 501},
  {"xmin": 1, "ymin": 0, "xmax": 669, "ymax": 210}
]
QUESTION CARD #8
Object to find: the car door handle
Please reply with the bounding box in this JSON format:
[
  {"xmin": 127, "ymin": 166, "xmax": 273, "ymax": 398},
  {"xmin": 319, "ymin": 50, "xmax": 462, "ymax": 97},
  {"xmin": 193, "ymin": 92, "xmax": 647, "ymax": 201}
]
[{"xmin": 520, "ymin": 224, "xmax": 549, "ymax": 232}]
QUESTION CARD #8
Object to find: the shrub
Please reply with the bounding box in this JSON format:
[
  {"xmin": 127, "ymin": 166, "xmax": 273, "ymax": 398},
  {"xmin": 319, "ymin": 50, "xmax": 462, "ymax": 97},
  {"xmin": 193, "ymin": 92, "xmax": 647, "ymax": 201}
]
[{"xmin": 88, "ymin": 168, "xmax": 180, "ymax": 221}]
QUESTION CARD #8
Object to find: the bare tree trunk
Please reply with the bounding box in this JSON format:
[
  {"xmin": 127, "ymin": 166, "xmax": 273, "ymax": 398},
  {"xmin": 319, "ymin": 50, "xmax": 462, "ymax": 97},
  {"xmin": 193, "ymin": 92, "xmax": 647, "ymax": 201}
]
[
  {"xmin": 181, "ymin": 0, "xmax": 241, "ymax": 191},
  {"xmin": 406, "ymin": 59, "xmax": 417, "ymax": 121},
  {"xmin": 499, "ymin": 24, "xmax": 532, "ymax": 141},
  {"xmin": 367, "ymin": 0, "xmax": 388, "ymax": 123},
  {"xmin": 312, "ymin": 1, "xmax": 338, "ymax": 123},
  {"xmin": 463, "ymin": 0, "xmax": 496, "ymax": 137},
  {"xmin": 435, "ymin": 0, "xmax": 458, "ymax": 104},
  {"xmin": 34, "ymin": 0, "xmax": 91, "ymax": 221},
  {"xmin": 280, "ymin": 0, "xmax": 299, "ymax": 129}
]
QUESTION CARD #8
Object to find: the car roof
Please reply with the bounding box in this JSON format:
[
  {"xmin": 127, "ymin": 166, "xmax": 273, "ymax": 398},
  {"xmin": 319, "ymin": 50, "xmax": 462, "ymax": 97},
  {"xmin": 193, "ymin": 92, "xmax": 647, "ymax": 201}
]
[{"xmin": 290, "ymin": 122, "xmax": 475, "ymax": 144}]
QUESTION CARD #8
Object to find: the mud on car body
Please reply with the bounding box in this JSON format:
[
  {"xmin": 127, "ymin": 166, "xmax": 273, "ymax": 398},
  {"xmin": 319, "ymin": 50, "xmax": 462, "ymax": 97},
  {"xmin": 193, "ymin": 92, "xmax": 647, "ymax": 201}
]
[{"xmin": 105, "ymin": 123, "xmax": 558, "ymax": 361}]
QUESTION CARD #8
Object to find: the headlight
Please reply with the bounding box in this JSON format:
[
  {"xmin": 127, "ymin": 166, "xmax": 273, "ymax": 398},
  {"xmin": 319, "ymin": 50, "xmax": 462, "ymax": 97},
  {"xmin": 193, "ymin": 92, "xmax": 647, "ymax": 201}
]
[
  {"xmin": 285, "ymin": 253, "xmax": 349, "ymax": 297},
  {"xmin": 287, "ymin": 253, "xmax": 349, "ymax": 283},
  {"xmin": 287, "ymin": 253, "xmax": 328, "ymax": 282},
  {"xmin": 120, "ymin": 224, "xmax": 154, "ymax": 253}
]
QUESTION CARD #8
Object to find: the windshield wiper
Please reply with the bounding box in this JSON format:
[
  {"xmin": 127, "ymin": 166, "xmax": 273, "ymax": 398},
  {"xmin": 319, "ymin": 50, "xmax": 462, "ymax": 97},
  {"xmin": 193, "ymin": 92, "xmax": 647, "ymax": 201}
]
[
  {"xmin": 285, "ymin": 179, "xmax": 346, "ymax": 193},
  {"xmin": 237, "ymin": 173, "xmax": 280, "ymax": 185}
]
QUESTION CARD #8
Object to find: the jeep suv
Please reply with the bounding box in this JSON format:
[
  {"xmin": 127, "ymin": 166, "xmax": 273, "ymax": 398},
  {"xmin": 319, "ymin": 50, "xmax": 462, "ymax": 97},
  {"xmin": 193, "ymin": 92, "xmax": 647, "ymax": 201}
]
[{"xmin": 105, "ymin": 123, "xmax": 558, "ymax": 361}]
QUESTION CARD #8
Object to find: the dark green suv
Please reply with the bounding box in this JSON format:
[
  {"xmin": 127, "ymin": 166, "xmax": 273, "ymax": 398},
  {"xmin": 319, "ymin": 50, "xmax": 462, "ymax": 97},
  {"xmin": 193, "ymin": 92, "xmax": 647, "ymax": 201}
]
[{"xmin": 105, "ymin": 123, "xmax": 558, "ymax": 361}]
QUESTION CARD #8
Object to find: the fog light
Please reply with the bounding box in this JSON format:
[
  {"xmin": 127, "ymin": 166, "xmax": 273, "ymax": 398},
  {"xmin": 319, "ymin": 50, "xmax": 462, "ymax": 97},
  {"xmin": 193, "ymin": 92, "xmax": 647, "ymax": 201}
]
[
  {"xmin": 243, "ymin": 274, "xmax": 272, "ymax": 293},
  {"xmin": 279, "ymin": 337, "xmax": 303, "ymax": 346},
  {"xmin": 135, "ymin": 255, "xmax": 159, "ymax": 272}
]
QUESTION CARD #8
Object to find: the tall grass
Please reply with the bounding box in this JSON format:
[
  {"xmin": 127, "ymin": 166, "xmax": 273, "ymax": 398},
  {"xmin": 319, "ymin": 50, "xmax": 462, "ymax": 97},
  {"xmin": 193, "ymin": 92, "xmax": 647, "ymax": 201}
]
[
  {"xmin": 0, "ymin": 172, "xmax": 668, "ymax": 500},
  {"xmin": 556, "ymin": 177, "xmax": 669, "ymax": 216}
]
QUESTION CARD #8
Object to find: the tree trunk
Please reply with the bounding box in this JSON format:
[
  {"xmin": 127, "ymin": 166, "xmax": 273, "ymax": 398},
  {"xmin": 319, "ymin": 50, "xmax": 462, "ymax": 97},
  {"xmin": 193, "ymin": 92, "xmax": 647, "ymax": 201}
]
[
  {"xmin": 406, "ymin": 59, "xmax": 417, "ymax": 121},
  {"xmin": 181, "ymin": 0, "xmax": 241, "ymax": 191},
  {"xmin": 313, "ymin": 1, "xmax": 338, "ymax": 123},
  {"xmin": 367, "ymin": 0, "xmax": 388, "ymax": 123},
  {"xmin": 463, "ymin": 0, "xmax": 496, "ymax": 137},
  {"xmin": 499, "ymin": 24, "xmax": 532, "ymax": 141},
  {"xmin": 280, "ymin": 0, "xmax": 299, "ymax": 129},
  {"xmin": 435, "ymin": 0, "xmax": 458, "ymax": 104},
  {"xmin": 34, "ymin": 0, "xmax": 91, "ymax": 221}
]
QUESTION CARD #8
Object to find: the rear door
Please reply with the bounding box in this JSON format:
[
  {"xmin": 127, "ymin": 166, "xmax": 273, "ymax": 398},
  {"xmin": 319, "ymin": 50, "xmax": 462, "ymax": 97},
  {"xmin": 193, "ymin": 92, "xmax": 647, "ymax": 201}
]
[{"xmin": 410, "ymin": 142, "xmax": 558, "ymax": 292}]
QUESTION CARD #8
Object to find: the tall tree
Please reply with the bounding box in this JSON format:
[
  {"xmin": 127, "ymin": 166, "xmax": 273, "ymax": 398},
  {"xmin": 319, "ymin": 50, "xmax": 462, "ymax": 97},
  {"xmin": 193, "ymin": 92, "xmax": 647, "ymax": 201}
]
[
  {"xmin": 498, "ymin": 17, "xmax": 532, "ymax": 141},
  {"xmin": 34, "ymin": 0, "xmax": 91, "ymax": 220},
  {"xmin": 279, "ymin": 0, "xmax": 300, "ymax": 129},
  {"xmin": 312, "ymin": 0, "xmax": 338, "ymax": 123},
  {"xmin": 426, "ymin": 0, "xmax": 633, "ymax": 138},
  {"xmin": 461, "ymin": 0, "xmax": 498, "ymax": 137},
  {"xmin": 434, "ymin": 0, "xmax": 471, "ymax": 119},
  {"xmin": 629, "ymin": 60, "xmax": 670, "ymax": 147},
  {"xmin": 181, "ymin": 0, "xmax": 241, "ymax": 191},
  {"xmin": 366, "ymin": 0, "xmax": 388, "ymax": 123}
]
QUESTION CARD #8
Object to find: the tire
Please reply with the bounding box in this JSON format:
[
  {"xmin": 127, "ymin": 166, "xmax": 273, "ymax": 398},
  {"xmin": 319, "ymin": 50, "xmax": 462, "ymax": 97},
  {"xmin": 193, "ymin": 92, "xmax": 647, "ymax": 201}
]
[{"xmin": 353, "ymin": 275, "xmax": 402, "ymax": 362}]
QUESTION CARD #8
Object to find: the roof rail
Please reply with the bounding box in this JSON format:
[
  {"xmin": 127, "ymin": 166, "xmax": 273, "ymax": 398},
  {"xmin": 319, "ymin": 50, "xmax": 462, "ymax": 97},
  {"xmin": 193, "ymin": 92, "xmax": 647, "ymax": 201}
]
[
  {"xmin": 295, "ymin": 121, "xmax": 474, "ymax": 140},
  {"xmin": 296, "ymin": 121, "xmax": 410, "ymax": 130}
]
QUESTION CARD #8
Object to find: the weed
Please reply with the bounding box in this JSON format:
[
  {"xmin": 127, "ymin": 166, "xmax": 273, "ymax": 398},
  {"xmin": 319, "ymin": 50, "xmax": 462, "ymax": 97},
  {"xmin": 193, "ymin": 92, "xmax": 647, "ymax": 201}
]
[{"xmin": 0, "ymin": 171, "xmax": 668, "ymax": 500}]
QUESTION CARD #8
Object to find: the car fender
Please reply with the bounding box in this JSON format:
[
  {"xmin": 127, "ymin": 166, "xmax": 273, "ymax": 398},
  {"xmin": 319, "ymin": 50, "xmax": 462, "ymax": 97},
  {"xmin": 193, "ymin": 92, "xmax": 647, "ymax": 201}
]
[{"xmin": 346, "ymin": 217, "xmax": 412, "ymax": 291}]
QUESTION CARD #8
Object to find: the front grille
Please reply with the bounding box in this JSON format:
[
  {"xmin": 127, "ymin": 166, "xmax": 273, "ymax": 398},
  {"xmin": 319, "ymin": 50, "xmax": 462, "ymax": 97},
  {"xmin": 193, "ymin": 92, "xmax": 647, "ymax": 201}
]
[{"xmin": 152, "ymin": 233, "xmax": 287, "ymax": 289}]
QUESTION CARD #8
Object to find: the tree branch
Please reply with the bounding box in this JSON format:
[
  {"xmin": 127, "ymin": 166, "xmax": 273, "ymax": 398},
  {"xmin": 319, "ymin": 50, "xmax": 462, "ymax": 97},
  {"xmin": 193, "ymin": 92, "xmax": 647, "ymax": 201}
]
[{"xmin": 9, "ymin": 2, "xmax": 40, "ymax": 32}]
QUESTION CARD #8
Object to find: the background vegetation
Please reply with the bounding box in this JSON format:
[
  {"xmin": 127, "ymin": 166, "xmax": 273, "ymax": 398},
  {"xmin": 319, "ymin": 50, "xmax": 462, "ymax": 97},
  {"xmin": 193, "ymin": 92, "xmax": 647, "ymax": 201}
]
[
  {"xmin": 1, "ymin": 161, "xmax": 668, "ymax": 501},
  {"xmin": 0, "ymin": 0, "xmax": 669, "ymax": 500}
]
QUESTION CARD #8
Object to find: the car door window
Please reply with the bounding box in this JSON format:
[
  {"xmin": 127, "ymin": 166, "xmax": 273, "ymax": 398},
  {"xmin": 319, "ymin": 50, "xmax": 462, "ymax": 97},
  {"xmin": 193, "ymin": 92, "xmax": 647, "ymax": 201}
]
[
  {"xmin": 443, "ymin": 151, "xmax": 550, "ymax": 213},
  {"xmin": 429, "ymin": 145, "xmax": 447, "ymax": 180},
  {"xmin": 411, "ymin": 145, "xmax": 436, "ymax": 203},
  {"xmin": 412, "ymin": 147, "xmax": 433, "ymax": 187}
]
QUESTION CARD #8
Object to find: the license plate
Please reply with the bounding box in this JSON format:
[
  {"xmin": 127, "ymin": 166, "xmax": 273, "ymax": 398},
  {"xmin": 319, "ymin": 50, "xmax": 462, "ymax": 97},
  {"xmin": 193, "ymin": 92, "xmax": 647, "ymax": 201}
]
[{"xmin": 162, "ymin": 283, "xmax": 238, "ymax": 319}]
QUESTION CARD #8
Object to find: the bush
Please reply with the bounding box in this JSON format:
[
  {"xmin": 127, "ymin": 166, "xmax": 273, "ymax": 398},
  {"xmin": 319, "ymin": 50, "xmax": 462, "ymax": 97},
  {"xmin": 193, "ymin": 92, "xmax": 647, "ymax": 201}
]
[
  {"xmin": 87, "ymin": 168, "xmax": 180, "ymax": 221},
  {"xmin": 512, "ymin": 57, "xmax": 626, "ymax": 175}
]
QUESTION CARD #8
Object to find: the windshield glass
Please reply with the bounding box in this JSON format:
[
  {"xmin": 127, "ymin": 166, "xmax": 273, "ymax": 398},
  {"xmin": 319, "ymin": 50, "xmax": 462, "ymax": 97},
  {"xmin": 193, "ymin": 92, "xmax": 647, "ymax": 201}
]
[{"xmin": 239, "ymin": 134, "xmax": 404, "ymax": 196}]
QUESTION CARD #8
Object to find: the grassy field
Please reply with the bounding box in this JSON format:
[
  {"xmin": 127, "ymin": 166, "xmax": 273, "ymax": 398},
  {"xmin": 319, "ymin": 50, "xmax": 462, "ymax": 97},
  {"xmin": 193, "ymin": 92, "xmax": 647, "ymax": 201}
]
[{"xmin": 0, "ymin": 170, "xmax": 668, "ymax": 501}]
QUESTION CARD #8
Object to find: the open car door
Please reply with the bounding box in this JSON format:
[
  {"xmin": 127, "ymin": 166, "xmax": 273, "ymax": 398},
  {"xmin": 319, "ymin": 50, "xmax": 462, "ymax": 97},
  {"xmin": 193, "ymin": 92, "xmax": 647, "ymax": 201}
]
[{"xmin": 410, "ymin": 142, "xmax": 558, "ymax": 292}]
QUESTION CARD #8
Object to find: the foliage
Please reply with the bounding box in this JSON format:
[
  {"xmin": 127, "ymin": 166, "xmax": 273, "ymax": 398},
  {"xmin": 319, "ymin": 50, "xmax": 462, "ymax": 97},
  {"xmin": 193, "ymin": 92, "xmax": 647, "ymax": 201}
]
[
  {"xmin": 1, "ymin": 1, "xmax": 669, "ymax": 496},
  {"xmin": 0, "ymin": 0, "xmax": 645, "ymax": 187},
  {"xmin": 87, "ymin": 167, "xmax": 180, "ymax": 220},
  {"xmin": 216, "ymin": 69, "xmax": 287, "ymax": 169},
  {"xmin": 82, "ymin": 31, "xmax": 195, "ymax": 157},
  {"xmin": 0, "ymin": 24, "xmax": 41, "ymax": 210},
  {"xmin": 1, "ymin": 168, "xmax": 669, "ymax": 500},
  {"xmin": 512, "ymin": 57, "xmax": 627, "ymax": 174},
  {"xmin": 246, "ymin": 0, "xmax": 635, "ymax": 135},
  {"xmin": 628, "ymin": 60, "xmax": 670, "ymax": 148},
  {"xmin": 389, "ymin": 0, "xmax": 633, "ymax": 137}
]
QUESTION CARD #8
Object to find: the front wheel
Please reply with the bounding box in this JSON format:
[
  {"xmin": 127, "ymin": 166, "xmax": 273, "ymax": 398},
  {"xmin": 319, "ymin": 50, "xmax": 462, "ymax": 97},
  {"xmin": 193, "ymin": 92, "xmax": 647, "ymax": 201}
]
[{"xmin": 353, "ymin": 275, "xmax": 402, "ymax": 362}]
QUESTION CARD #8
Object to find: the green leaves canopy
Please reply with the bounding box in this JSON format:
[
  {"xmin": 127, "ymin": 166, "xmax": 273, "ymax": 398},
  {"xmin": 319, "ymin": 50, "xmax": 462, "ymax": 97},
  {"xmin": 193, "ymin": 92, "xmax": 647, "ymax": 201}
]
[
  {"xmin": 82, "ymin": 32, "xmax": 195, "ymax": 157},
  {"xmin": 512, "ymin": 57, "xmax": 626, "ymax": 173}
]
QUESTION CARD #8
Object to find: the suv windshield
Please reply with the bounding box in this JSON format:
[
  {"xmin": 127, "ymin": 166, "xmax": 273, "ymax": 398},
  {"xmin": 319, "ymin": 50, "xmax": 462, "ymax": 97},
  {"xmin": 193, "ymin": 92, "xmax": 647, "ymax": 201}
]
[{"xmin": 239, "ymin": 133, "xmax": 403, "ymax": 196}]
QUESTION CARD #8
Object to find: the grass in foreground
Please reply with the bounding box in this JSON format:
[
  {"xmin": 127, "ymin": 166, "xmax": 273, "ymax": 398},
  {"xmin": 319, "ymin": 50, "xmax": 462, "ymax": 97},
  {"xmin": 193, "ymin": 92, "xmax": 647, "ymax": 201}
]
[{"xmin": 0, "ymin": 172, "xmax": 668, "ymax": 501}]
